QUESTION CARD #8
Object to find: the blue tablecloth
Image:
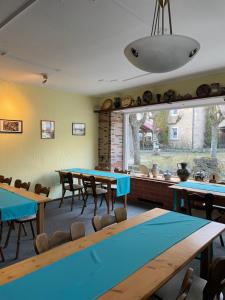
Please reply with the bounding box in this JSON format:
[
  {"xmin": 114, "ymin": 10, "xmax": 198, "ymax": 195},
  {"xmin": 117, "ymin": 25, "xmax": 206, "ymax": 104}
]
[
  {"xmin": 65, "ymin": 168, "xmax": 130, "ymax": 197},
  {"xmin": 0, "ymin": 188, "xmax": 37, "ymax": 221},
  {"xmin": 0, "ymin": 211, "xmax": 209, "ymax": 300}
]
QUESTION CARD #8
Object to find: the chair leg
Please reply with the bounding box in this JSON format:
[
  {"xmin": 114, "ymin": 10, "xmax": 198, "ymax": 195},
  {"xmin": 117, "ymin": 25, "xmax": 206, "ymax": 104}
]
[
  {"xmin": 59, "ymin": 189, "xmax": 66, "ymax": 208},
  {"xmin": 0, "ymin": 221, "xmax": 3, "ymax": 243},
  {"xmin": 4, "ymin": 221, "xmax": 14, "ymax": 248},
  {"xmin": 219, "ymin": 234, "xmax": 224, "ymax": 247},
  {"xmin": 15, "ymin": 223, "xmax": 22, "ymax": 259},
  {"xmin": 22, "ymin": 223, "xmax": 27, "ymax": 236},
  {"xmin": 80, "ymin": 190, "xmax": 87, "ymax": 215},
  {"xmin": 0, "ymin": 247, "xmax": 4, "ymax": 262},
  {"xmin": 111, "ymin": 190, "xmax": 115, "ymax": 211},
  {"xmin": 99, "ymin": 195, "xmax": 104, "ymax": 207},
  {"xmin": 30, "ymin": 221, "xmax": 35, "ymax": 239},
  {"xmin": 94, "ymin": 197, "xmax": 98, "ymax": 216},
  {"xmin": 71, "ymin": 191, "xmax": 75, "ymax": 211},
  {"xmin": 104, "ymin": 194, "xmax": 110, "ymax": 214}
]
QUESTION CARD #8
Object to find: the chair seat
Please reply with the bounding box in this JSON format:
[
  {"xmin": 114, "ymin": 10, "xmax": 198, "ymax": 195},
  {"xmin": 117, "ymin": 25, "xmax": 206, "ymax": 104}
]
[
  {"xmin": 65, "ymin": 184, "xmax": 83, "ymax": 191},
  {"xmin": 15, "ymin": 214, "xmax": 37, "ymax": 222},
  {"xmin": 102, "ymin": 184, "xmax": 117, "ymax": 190},
  {"xmin": 86, "ymin": 188, "xmax": 107, "ymax": 195},
  {"xmin": 191, "ymin": 208, "xmax": 222, "ymax": 220},
  {"xmin": 186, "ymin": 275, "xmax": 207, "ymax": 300}
]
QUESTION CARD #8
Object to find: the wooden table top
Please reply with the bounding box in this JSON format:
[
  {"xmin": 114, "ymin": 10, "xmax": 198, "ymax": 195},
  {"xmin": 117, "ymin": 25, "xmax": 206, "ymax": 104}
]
[
  {"xmin": 0, "ymin": 183, "xmax": 49, "ymax": 204},
  {"xmin": 170, "ymin": 181, "xmax": 225, "ymax": 197},
  {"xmin": 0, "ymin": 208, "xmax": 224, "ymax": 299}
]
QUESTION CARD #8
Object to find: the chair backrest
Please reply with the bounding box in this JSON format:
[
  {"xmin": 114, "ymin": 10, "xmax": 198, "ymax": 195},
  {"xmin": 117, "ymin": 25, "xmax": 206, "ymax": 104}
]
[
  {"xmin": 114, "ymin": 168, "xmax": 131, "ymax": 174},
  {"xmin": 14, "ymin": 179, "xmax": 31, "ymax": 191},
  {"xmin": 0, "ymin": 175, "xmax": 12, "ymax": 185},
  {"xmin": 203, "ymin": 256, "xmax": 225, "ymax": 300},
  {"xmin": 70, "ymin": 222, "xmax": 85, "ymax": 241},
  {"xmin": 114, "ymin": 207, "xmax": 127, "ymax": 223},
  {"xmin": 139, "ymin": 165, "xmax": 149, "ymax": 175},
  {"xmin": 176, "ymin": 267, "xmax": 194, "ymax": 300},
  {"xmin": 34, "ymin": 183, "xmax": 50, "ymax": 197},
  {"xmin": 81, "ymin": 175, "xmax": 97, "ymax": 197},
  {"xmin": 34, "ymin": 233, "xmax": 49, "ymax": 254},
  {"xmin": 183, "ymin": 190, "xmax": 214, "ymax": 220},
  {"xmin": 92, "ymin": 214, "xmax": 116, "ymax": 232},
  {"xmin": 95, "ymin": 166, "xmax": 110, "ymax": 171},
  {"xmin": 59, "ymin": 172, "xmax": 73, "ymax": 191}
]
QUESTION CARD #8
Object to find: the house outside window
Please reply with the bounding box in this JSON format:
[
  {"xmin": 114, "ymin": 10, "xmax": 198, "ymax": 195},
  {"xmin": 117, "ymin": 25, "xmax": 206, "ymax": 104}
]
[{"xmin": 169, "ymin": 127, "xmax": 178, "ymax": 140}]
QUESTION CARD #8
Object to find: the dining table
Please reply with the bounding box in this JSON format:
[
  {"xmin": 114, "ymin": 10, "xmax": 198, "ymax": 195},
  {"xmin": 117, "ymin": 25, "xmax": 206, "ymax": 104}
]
[
  {"xmin": 0, "ymin": 208, "xmax": 224, "ymax": 300},
  {"xmin": 59, "ymin": 168, "xmax": 131, "ymax": 213},
  {"xmin": 170, "ymin": 180, "xmax": 225, "ymax": 211},
  {"xmin": 0, "ymin": 183, "xmax": 49, "ymax": 234}
]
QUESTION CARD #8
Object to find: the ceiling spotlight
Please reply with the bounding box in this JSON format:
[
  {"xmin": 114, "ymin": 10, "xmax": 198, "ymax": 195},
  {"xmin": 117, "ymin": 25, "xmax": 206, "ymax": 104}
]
[{"xmin": 41, "ymin": 73, "xmax": 48, "ymax": 84}]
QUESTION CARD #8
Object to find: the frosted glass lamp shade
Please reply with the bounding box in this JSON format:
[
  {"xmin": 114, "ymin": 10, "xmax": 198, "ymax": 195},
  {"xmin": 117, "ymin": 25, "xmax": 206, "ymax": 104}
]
[{"xmin": 124, "ymin": 34, "xmax": 200, "ymax": 73}]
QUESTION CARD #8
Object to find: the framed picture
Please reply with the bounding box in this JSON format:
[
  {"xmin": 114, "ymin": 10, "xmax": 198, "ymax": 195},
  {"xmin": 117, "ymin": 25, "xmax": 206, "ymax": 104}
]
[
  {"xmin": 72, "ymin": 123, "xmax": 86, "ymax": 136},
  {"xmin": 41, "ymin": 120, "xmax": 55, "ymax": 139},
  {"xmin": 0, "ymin": 119, "xmax": 23, "ymax": 133}
]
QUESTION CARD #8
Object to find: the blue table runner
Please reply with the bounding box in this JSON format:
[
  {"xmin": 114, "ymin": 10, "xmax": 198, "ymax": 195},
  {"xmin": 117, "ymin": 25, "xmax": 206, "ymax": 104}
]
[
  {"xmin": 0, "ymin": 212, "xmax": 209, "ymax": 300},
  {"xmin": 0, "ymin": 188, "xmax": 37, "ymax": 221},
  {"xmin": 65, "ymin": 168, "xmax": 130, "ymax": 197}
]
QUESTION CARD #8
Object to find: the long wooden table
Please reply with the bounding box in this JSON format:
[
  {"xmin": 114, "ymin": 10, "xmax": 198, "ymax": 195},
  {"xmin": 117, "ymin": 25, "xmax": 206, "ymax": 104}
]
[
  {"xmin": 59, "ymin": 169, "xmax": 128, "ymax": 212},
  {"xmin": 0, "ymin": 208, "xmax": 224, "ymax": 299},
  {"xmin": 170, "ymin": 181, "xmax": 225, "ymax": 211},
  {"xmin": 0, "ymin": 183, "xmax": 49, "ymax": 234}
]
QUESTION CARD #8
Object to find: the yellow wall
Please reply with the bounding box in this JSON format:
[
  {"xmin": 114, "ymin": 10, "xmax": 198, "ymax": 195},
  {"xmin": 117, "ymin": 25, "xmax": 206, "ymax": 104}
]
[
  {"xmin": 100, "ymin": 71, "xmax": 225, "ymax": 102},
  {"xmin": 0, "ymin": 80, "xmax": 98, "ymax": 199}
]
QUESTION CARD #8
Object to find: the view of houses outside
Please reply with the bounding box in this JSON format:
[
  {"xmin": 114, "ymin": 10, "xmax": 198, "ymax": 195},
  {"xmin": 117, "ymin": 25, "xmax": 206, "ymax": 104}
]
[{"xmin": 127, "ymin": 104, "xmax": 225, "ymax": 180}]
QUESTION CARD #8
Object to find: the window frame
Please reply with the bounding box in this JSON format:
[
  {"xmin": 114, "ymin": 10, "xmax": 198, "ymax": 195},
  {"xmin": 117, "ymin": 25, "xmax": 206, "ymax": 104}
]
[{"xmin": 169, "ymin": 127, "xmax": 179, "ymax": 140}]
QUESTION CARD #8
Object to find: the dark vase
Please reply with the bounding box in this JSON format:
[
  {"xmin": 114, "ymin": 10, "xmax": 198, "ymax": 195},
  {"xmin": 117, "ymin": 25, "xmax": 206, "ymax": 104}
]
[
  {"xmin": 114, "ymin": 97, "xmax": 121, "ymax": 109},
  {"xmin": 177, "ymin": 162, "xmax": 190, "ymax": 181}
]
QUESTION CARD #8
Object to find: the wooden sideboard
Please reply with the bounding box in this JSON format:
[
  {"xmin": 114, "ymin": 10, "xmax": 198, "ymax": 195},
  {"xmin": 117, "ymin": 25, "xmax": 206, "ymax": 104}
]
[{"xmin": 128, "ymin": 175, "xmax": 179, "ymax": 210}]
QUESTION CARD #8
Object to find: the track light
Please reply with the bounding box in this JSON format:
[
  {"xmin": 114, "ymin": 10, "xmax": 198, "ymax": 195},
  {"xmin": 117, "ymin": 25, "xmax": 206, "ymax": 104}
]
[{"xmin": 41, "ymin": 73, "xmax": 48, "ymax": 84}]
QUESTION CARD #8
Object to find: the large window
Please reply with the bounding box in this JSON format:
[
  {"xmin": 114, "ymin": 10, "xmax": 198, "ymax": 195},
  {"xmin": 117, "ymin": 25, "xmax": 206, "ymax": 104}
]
[{"xmin": 125, "ymin": 100, "xmax": 225, "ymax": 180}]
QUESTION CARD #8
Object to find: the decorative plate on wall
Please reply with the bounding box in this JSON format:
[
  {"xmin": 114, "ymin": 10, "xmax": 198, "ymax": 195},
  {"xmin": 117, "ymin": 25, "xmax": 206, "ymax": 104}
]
[
  {"xmin": 121, "ymin": 95, "xmax": 133, "ymax": 108},
  {"xmin": 142, "ymin": 90, "xmax": 153, "ymax": 104},
  {"xmin": 101, "ymin": 98, "xmax": 113, "ymax": 110},
  {"xmin": 196, "ymin": 84, "xmax": 211, "ymax": 97}
]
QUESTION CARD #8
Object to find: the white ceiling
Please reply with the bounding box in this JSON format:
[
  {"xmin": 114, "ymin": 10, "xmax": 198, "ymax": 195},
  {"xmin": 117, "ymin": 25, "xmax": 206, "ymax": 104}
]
[{"xmin": 0, "ymin": 0, "xmax": 225, "ymax": 96}]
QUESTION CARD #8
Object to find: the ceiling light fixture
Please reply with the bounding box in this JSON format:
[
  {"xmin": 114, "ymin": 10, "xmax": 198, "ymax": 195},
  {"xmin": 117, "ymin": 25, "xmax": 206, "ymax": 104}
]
[
  {"xmin": 41, "ymin": 73, "xmax": 48, "ymax": 84},
  {"xmin": 124, "ymin": 0, "xmax": 200, "ymax": 73}
]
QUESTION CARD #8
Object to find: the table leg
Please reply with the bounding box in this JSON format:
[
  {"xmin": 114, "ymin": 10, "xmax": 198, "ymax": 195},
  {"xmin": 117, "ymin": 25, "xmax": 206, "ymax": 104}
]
[
  {"xmin": 107, "ymin": 183, "xmax": 111, "ymax": 214},
  {"xmin": 36, "ymin": 203, "xmax": 45, "ymax": 234},
  {"xmin": 124, "ymin": 195, "xmax": 127, "ymax": 208},
  {"xmin": 173, "ymin": 190, "xmax": 177, "ymax": 211},
  {"xmin": 200, "ymin": 243, "xmax": 213, "ymax": 280}
]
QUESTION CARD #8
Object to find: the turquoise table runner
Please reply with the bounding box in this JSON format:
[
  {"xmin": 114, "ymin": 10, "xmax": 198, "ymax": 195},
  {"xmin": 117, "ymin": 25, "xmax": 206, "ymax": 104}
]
[
  {"xmin": 0, "ymin": 188, "xmax": 37, "ymax": 221},
  {"xmin": 0, "ymin": 212, "xmax": 209, "ymax": 300},
  {"xmin": 65, "ymin": 168, "xmax": 130, "ymax": 197},
  {"xmin": 173, "ymin": 181, "xmax": 225, "ymax": 210}
]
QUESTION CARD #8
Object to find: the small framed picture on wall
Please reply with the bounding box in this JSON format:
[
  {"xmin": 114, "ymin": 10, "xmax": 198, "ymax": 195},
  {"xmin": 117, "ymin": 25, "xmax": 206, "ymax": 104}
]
[
  {"xmin": 0, "ymin": 119, "xmax": 23, "ymax": 133},
  {"xmin": 72, "ymin": 123, "xmax": 86, "ymax": 136},
  {"xmin": 41, "ymin": 120, "xmax": 55, "ymax": 139}
]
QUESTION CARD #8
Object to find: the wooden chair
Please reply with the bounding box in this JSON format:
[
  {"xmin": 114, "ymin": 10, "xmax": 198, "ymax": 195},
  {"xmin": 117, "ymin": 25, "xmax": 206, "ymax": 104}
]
[
  {"xmin": 81, "ymin": 175, "xmax": 108, "ymax": 216},
  {"xmin": 187, "ymin": 256, "xmax": 225, "ymax": 300},
  {"xmin": 183, "ymin": 190, "xmax": 224, "ymax": 247},
  {"xmin": 34, "ymin": 183, "xmax": 50, "ymax": 207},
  {"xmin": 58, "ymin": 172, "xmax": 84, "ymax": 211},
  {"xmin": 34, "ymin": 222, "xmax": 85, "ymax": 254},
  {"xmin": 92, "ymin": 214, "xmax": 116, "ymax": 232},
  {"xmin": 14, "ymin": 179, "xmax": 31, "ymax": 190},
  {"xmin": 114, "ymin": 207, "xmax": 127, "ymax": 223},
  {"xmin": 153, "ymin": 267, "xmax": 194, "ymax": 300},
  {"xmin": 0, "ymin": 175, "xmax": 12, "ymax": 185},
  {"xmin": 70, "ymin": 222, "xmax": 85, "ymax": 241}
]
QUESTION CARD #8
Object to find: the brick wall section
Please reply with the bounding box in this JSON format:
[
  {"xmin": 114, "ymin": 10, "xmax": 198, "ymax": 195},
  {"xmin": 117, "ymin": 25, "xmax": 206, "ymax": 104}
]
[
  {"xmin": 128, "ymin": 177, "xmax": 174, "ymax": 210},
  {"xmin": 98, "ymin": 111, "xmax": 111, "ymax": 168},
  {"xmin": 110, "ymin": 112, "xmax": 123, "ymax": 169},
  {"xmin": 98, "ymin": 111, "xmax": 123, "ymax": 169}
]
